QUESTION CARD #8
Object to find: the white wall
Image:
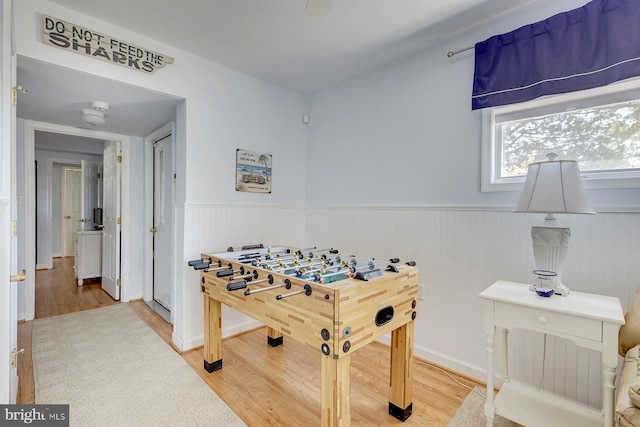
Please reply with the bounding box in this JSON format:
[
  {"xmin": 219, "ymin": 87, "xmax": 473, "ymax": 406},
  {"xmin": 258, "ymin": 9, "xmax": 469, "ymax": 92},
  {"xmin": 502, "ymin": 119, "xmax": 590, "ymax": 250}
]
[
  {"xmin": 305, "ymin": 0, "xmax": 640, "ymax": 409},
  {"xmin": 127, "ymin": 135, "xmax": 145, "ymax": 299}
]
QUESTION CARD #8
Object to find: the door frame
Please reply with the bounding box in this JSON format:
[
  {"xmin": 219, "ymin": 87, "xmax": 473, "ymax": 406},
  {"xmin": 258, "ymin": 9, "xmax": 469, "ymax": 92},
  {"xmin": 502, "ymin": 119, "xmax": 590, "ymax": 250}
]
[
  {"xmin": 1, "ymin": 0, "xmax": 18, "ymax": 404},
  {"xmin": 22, "ymin": 120, "xmax": 131, "ymax": 320},
  {"xmin": 144, "ymin": 122, "xmax": 175, "ymax": 322}
]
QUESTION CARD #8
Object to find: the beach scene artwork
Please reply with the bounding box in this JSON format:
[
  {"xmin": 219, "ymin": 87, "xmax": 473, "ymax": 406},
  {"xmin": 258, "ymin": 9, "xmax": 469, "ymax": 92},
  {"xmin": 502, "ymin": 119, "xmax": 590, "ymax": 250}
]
[{"xmin": 236, "ymin": 148, "xmax": 272, "ymax": 193}]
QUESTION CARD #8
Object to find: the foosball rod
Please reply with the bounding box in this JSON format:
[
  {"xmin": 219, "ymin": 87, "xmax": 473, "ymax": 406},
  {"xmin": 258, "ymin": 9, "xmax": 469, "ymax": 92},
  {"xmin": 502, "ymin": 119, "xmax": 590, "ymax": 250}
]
[
  {"xmin": 259, "ymin": 253, "xmax": 341, "ymax": 270},
  {"xmin": 295, "ymin": 248, "xmax": 339, "ymax": 258},
  {"xmin": 226, "ymin": 274, "xmax": 275, "ymax": 292},
  {"xmin": 187, "ymin": 259, "xmax": 232, "ymax": 273},
  {"xmin": 276, "ymin": 284, "xmax": 312, "ymax": 300},
  {"xmin": 229, "ymin": 270, "xmax": 258, "ymax": 281},
  {"xmin": 316, "ymin": 266, "xmax": 352, "ymax": 281},
  {"xmin": 244, "ymin": 277, "xmax": 291, "ymax": 296},
  {"xmin": 256, "ymin": 254, "xmax": 301, "ymax": 268},
  {"xmin": 296, "ymin": 262, "xmax": 348, "ymax": 278}
]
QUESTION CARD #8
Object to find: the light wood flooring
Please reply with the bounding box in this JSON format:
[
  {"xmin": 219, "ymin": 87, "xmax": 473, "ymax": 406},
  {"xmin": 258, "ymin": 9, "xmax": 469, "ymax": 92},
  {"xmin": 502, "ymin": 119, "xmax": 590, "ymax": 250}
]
[{"xmin": 18, "ymin": 257, "xmax": 483, "ymax": 426}]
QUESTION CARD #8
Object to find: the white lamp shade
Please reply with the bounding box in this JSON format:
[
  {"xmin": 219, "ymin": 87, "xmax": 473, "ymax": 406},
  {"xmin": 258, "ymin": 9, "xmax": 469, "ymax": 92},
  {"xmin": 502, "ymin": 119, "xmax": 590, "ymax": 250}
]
[{"xmin": 513, "ymin": 159, "xmax": 595, "ymax": 214}]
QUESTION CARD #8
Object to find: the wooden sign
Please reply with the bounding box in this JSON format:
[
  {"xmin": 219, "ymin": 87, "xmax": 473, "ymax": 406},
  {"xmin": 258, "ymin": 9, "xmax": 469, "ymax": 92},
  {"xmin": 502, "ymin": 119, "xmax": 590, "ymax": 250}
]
[{"xmin": 42, "ymin": 15, "xmax": 174, "ymax": 74}]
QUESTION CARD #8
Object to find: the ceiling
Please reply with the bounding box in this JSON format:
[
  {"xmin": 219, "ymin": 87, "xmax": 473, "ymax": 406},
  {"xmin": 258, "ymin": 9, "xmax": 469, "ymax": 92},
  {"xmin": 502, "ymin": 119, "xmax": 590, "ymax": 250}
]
[
  {"xmin": 17, "ymin": 57, "xmax": 180, "ymax": 137},
  {"xmin": 17, "ymin": 0, "xmax": 535, "ymax": 137}
]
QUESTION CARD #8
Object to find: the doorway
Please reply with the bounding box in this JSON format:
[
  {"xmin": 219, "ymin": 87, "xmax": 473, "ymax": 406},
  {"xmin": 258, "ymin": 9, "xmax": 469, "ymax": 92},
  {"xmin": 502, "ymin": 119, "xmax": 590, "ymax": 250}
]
[
  {"xmin": 144, "ymin": 123, "xmax": 175, "ymax": 324},
  {"xmin": 22, "ymin": 121, "xmax": 131, "ymax": 321}
]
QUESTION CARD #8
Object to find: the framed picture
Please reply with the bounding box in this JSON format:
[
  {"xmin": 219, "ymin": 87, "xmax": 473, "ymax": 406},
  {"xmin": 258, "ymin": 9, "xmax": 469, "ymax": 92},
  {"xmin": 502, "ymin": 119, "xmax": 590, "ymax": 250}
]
[{"xmin": 235, "ymin": 149, "xmax": 272, "ymax": 193}]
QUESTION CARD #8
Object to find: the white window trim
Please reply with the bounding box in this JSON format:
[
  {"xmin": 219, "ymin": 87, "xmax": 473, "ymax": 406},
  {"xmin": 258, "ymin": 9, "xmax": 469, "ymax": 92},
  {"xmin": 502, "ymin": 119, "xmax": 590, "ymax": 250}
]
[{"xmin": 481, "ymin": 78, "xmax": 640, "ymax": 192}]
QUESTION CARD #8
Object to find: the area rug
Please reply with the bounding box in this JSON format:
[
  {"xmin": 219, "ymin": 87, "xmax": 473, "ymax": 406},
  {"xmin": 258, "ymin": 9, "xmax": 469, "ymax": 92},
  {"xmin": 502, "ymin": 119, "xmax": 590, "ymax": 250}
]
[
  {"xmin": 447, "ymin": 386, "xmax": 522, "ymax": 427},
  {"xmin": 32, "ymin": 304, "xmax": 246, "ymax": 427}
]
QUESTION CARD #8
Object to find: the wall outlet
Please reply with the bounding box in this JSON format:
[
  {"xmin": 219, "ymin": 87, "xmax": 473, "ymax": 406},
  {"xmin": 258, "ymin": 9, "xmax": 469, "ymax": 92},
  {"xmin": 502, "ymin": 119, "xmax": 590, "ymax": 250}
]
[{"xmin": 418, "ymin": 284, "xmax": 425, "ymax": 301}]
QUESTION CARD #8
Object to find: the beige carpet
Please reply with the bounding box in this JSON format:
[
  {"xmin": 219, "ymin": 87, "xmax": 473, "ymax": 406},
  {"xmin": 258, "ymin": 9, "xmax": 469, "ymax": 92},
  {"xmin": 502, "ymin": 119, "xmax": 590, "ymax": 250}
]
[
  {"xmin": 32, "ymin": 304, "xmax": 246, "ymax": 427},
  {"xmin": 447, "ymin": 387, "xmax": 522, "ymax": 427}
]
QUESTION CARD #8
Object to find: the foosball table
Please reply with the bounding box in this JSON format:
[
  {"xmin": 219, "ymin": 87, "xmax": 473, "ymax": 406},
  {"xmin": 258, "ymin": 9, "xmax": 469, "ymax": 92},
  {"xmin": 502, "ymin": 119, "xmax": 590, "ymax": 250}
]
[{"xmin": 189, "ymin": 244, "xmax": 419, "ymax": 427}]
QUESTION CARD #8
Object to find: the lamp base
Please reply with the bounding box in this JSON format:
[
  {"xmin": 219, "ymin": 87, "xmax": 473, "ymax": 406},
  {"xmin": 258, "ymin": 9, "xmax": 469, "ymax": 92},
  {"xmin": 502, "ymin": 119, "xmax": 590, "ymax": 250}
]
[{"xmin": 531, "ymin": 224, "xmax": 571, "ymax": 297}]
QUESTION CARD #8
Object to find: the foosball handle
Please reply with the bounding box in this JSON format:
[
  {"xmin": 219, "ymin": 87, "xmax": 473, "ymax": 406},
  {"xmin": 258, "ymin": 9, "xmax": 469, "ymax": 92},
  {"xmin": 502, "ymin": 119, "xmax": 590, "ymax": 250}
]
[
  {"xmin": 405, "ymin": 261, "xmax": 416, "ymax": 266},
  {"xmin": 217, "ymin": 269, "xmax": 234, "ymax": 277},
  {"xmin": 192, "ymin": 262, "xmax": 211, "ymax": 270},
  {"xmin": 227, "ymin": 281, "xmax": 248, "ymax": 291},
  {"xmin": 389, "ymin": 258, "xmax": 400, "ymax": 263}
]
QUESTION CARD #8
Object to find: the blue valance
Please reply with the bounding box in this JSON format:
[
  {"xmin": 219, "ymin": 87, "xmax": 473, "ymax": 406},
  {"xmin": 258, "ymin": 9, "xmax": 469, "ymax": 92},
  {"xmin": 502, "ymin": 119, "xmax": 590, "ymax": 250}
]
[{"xmin": 472, "ymin": 0, "xmax": 640, "ymax": 110}]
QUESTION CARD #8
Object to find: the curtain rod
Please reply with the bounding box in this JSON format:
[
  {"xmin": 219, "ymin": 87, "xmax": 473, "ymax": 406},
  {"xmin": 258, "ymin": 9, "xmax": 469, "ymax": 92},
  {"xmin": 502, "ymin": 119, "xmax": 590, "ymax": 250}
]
[{"xmin": 447, "ymin": 45, "xmax": 474, "ymax": 58}]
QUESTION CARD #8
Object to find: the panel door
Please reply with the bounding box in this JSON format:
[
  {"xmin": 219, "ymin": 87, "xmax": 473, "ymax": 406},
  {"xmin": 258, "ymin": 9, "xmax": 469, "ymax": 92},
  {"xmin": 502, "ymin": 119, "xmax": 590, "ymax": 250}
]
[{"xmin": 101, "ymin": 142, "xmax": 121, "ymax": 300}]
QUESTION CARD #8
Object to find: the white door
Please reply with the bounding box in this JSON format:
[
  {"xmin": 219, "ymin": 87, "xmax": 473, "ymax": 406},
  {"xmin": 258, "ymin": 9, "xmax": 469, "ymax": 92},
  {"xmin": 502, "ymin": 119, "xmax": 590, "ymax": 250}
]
[
  {"xmin": 63, "ymin": 167, "xmax": 81, "ymax": 256},
  {"xmin": 152, "ymin": 135, "xmax": 173, "ymax": 312},
  {"xmin": 81, "ymin": 160, "xmax": 101, "ymax": 229},
  {"xmin": 102, "ymin": 142, "xmax": 121, "ymax": 300},
  {"xmin": 1, "ymin": 0, "xmax": 19, "ymax": 403}
]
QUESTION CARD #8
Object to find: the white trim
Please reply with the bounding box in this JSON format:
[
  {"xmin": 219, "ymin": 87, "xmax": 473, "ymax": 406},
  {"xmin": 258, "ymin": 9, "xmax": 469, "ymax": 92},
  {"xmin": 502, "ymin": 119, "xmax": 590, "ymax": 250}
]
[
  {"xmin": 184, "ymin": 202, "xmax": 306, "ymax": 209},
  {"xmin": 23, "ymin": 120, "xmax": 131, "ymax": 320},
  {"xmin": 482, "ymin": 78, "xmax": 640, "ymax": 193},
  {"xmin": 304, "ymin": 204, "xmax": 639, "ymax": 213},
  {"xmin": 185, "ymin": 202, "xmax": 640, "ymax": 213}
]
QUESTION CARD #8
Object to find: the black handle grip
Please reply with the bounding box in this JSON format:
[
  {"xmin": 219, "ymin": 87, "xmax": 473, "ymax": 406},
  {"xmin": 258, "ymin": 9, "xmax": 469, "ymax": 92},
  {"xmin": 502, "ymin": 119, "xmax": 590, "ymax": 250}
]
[
  {"xmin": 193, "ymin": 262, "xmax": 210, "ymax": 270},
  {"xmin": 217, "ymin": 269, "xmax": 233, "ymax": 277},
  {"xmin": 389, "ymin": 258, "xmax": 399, "ymax": 263},
  {"xmin": 405, "ymin": 261, "xmax": 416, "ymax": 266},
  {"xmin": 188, "ymin": 259, "xmax": 202, "ymax": 266},
  {"xmin": 227, "ymin": 281, "xmax": 247, "ymax": 291}
]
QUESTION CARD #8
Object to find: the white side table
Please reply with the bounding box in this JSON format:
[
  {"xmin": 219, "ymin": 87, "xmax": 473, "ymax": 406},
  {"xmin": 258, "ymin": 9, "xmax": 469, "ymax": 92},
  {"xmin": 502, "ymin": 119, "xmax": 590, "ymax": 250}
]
[{"xmin": 480, "ymin": 280, "xmax": 624, "ymax": 427}]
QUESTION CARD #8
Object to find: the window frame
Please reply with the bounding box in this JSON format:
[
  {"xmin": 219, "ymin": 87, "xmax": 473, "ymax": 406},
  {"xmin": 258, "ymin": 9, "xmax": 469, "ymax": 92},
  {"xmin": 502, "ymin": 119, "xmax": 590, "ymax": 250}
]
[{"xmin": 481, "ymin": 78, "xmax": 640, "ymax": 192}]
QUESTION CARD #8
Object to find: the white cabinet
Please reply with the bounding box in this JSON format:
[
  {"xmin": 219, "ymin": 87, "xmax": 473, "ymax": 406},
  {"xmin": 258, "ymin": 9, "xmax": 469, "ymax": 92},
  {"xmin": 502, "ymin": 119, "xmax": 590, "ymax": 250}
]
[
  {"xmin": 480, "ymin": 280, "xmax": 624, "ymax": 427},
  {"xmin": 73, "ymin": 230, "xmax": 102, "ymax": 286}
]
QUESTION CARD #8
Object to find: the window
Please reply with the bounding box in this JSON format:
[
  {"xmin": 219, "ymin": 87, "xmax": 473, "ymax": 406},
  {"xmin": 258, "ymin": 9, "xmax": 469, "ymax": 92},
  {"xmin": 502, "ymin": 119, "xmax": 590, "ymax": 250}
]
[{"xmin": 482, "ymin": 78, "xmax": 640, "ymax": 192}]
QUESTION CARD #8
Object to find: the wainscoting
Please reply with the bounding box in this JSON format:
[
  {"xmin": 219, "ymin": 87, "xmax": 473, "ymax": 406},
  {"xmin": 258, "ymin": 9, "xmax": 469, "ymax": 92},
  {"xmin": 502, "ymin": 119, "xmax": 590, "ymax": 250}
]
[
  {"xmin": 182, "ymin": 204, "xmax": 640, "ymax": 409},
  {"xmin": 306, "ymin": 206, "xmax": 640, "ymax": 409}
]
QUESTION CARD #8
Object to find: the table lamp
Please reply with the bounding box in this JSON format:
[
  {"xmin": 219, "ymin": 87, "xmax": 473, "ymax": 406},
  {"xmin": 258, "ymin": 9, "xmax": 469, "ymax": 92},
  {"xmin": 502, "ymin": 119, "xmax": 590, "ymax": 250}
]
[{"xmin": 513, "ymin": 153, "xmax": 595, "ymax": 296}]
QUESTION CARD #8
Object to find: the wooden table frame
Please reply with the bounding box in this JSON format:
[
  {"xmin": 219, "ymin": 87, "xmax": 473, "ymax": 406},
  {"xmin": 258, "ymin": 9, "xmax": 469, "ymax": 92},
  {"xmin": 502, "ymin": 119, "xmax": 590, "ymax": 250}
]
[{"xmin": 197, "ymin": 248, "xmax": 419, "ymax": 426}]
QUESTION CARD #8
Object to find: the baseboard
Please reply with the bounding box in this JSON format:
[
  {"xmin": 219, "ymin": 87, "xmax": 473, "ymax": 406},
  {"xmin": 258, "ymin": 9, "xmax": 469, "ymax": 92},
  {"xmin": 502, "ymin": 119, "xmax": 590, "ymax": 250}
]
[
  {"xmin": 377, "ymin": 334, "xmax": 488, "ymax": 386},
  {"xmin": 180, "ymin": 319, "xmax": 265, "ymax": 352},
  {"xmin": 412, "ymin": 343, "xmax": 488, "ymax": 384}
]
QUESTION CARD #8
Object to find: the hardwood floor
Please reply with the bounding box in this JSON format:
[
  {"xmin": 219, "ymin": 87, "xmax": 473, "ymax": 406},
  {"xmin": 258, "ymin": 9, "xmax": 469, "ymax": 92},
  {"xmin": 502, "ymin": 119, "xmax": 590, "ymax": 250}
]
[
  {"xmin": 18, "ymin": 257, "xmax": 484, "ymax": 426},
  {"xmin": 34, "ymin": 256, "xmax": 119, "ymax": 319}
]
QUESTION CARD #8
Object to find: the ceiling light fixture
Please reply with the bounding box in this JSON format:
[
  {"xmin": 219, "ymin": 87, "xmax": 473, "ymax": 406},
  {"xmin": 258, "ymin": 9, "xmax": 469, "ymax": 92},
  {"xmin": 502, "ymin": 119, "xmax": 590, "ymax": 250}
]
[{"xmin": 81, "ymin": 101, "xmax": 109, "ymax": 125}]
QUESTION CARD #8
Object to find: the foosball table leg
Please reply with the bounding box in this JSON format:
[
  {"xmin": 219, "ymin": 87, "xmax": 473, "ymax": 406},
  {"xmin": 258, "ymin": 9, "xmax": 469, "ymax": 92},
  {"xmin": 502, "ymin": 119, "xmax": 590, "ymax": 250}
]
[
  {"xmin": 267, "ymin": 327, "xmax": 283, "ymax": 347},
  {"xmin": 321, "ymin": 353, "xmax": 351, "ymax": 427},
  {"xmin": 203, "ymin": 296, "xmax": 223, "ymax": 373},
  {"xmin": 388, "ymin": 321, "xmax": 414, "ymax": 421}
]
